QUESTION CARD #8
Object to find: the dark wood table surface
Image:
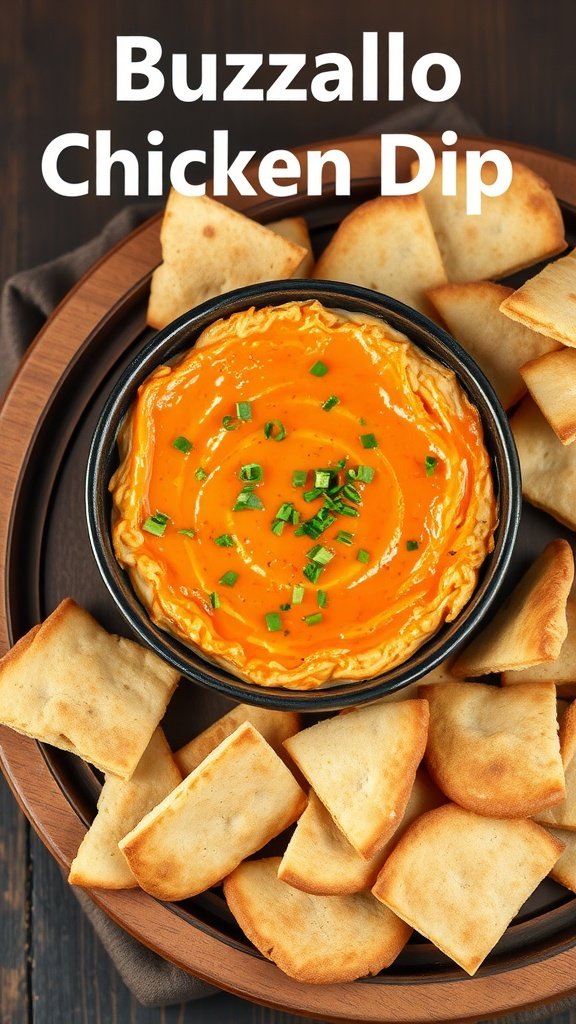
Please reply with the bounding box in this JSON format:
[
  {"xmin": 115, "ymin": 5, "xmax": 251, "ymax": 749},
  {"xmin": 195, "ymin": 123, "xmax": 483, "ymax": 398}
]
[{"xmin": 2, "ymin": 1, "xmax": 576, "ymax": 1021}]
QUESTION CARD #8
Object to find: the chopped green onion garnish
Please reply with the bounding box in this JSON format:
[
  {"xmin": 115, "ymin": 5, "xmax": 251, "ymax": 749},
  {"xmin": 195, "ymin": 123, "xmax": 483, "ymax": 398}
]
[
  {"xmin": 239, "ymin": 463, "xmax": 263, "ymax": 482},
  {"xmin": 214, "ymin": 534, "xmax": 235, "ymax": 547},
  {"xmin": 279, "ymin": 602, "xmax": 291, "ymax": 612},
  {"xmin": 172, "ymin": 435, "xmax": 193, "ymax": 454},
  {"xmin": 303, "ymin": 487, "xmax": 323, "ymax": 503},
  {"xmin": 178, "ymin": 528, "xmax": 196, "ymax": 539},
  {"xmin": 210, "ymin": 592, "xmax": 220, "ymax": 609},
  {"xmin": 300, "ymin": 508, "xmax": 336, "ymax": 539},
  {"xmin": 291, "ymin": 509, "xmax": 300, "ymax": 525},
  {"xmin": 195, "ymin": 467, "xmax": 208, "ymax": 481},
  {"xmin": 142, "ymin": 512, "xmax": 169, "ymax": 537},
  {"xmin": 322, "ymin": 395, "xmax": 340, "ymax": 411},
  {"xmin": 303, "ymin": 562, "xmax": 324, "ymax": 584},
  {"xmin": 276, "ymin": 502, "xmax": 295, "ymax": 522},
  {"xmin": 334, "ymin": 501, "xmax": 360, "ymax": 518},
  {"xmin": 317, "ymin": 590, "xmax": 328, "ymax": 608},
  {"xmin": 236, "ymin": 400, "xmax": 252, "ymax": 421},
  {"xmin": 303, "ymin": 612, "xmax": 323, "ymax": 626},
  {"xmin": 271, "ymin": 519, "xmax": 285, "ymax": 536},
  {"xmin": 360, "ymin": 433, "xmax": 378, "ymax": 449},
  {"xmin": 294, "ymin": 525, "xmax": 305, "ymax": 537},
  {"xmin": 406, "ymin": 539, "xmax": 420, "ymax": 551},
  {"xmin": 313, "ymin": 469, "xmax": 333, "ymax": 490},
  {"xmin": 336, "ymin": 530, "xmax": 354, "ymax": 545},
  {"xmin": 222, "ymin": 414, "xmax": 239, "ymax": 431},
  {"xmin": 348, "ymin": 465, "xmax": 375, "ymax": 483},
  {"xmin": 292, "ymin": 470, "xmax": 307, "ymax": 487},
  {"xmin": 357, "ymin": 548, "xmax": 370, "ymax": 564},
  {"xmin": 425, "ymin": 455, "xmax": 438, "ymax": 476},
  {"xmin": 307, "ymin": 545, "xmax": 334, "ymax": 565},
  {"xmin": 309, "ymin": 360, "xmax": 328, "ymax": 377},
  {"xmin": 264, "ymin": 419, "xmax": 286, "ymax": 441},
  {"xmin": 218, "ymin": 571, "xmax": 238, "ymax": 587},
  {"xmin": 292, "ymin": 584, "xmax": 305, "ymax": 605},
  {"xmin": 233, "ymin": 488, "xmax": 264, "ymax": 511},
  {"xmin": 265, "ymin": 612, "xmax": 282, "ymax": 632},
  {"xmin": 332, "ymin": 457, "xmax": 348, "ymax": 470},
  {"xmin": 343, "ymin": 482, "xmax": 362, "ymax": 503}
]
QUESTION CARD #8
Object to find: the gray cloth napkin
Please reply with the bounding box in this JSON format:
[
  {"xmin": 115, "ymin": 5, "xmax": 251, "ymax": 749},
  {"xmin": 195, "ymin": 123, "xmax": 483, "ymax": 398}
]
[{"xmin": 3, "ymin": 101, "xmax": 569, "ymax": 1020}]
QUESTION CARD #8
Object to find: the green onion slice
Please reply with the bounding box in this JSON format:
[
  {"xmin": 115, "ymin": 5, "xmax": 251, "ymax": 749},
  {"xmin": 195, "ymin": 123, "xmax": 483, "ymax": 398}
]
[
  {"xmin": 317, "ymin": 590, "xmax": 328, "ymax": 608},
  {"xmin": 425, "ymin": 455, "xmax": 438, "ymax": 476},
  {"xmin": 279, "ymin": 602, "xmax": 291, "ymax": 612},
  {"xmin": 307, "ymin": 544, "xmax": 334, "ymax": 565},
  {"xmin": 195, "ymin": 467, "xmax": 208, "ymax": 481},
  {"xmin": 303, "ymin": 562, "xmax": 324, "ymax": 584},
  {"xmin": 303, "ymin": 487, "xmax": 323, "ymax": 503},
  {"xmin": 233, "ymin": 488, "xmax": 264, "ymax": 511},
  {"xmin": 292, "ymin": 469, "xmax": 307, "ymax": 487},
  {"xmin": 275, "ymin": 502, "xmax": 295, "ymax": 522},
  {"xmin": 210, "ymin": 592, "xmax": 220, "ymax": 609},
  {"xmin": 178, "ymin": 528, "xmax": 196, "ymax": 539},
  {"xmin": 214, "ymin": 534, "xmax": 235, "ymax": 547},
  {"xmin": 336, "ymin": 529, "xmax": 354, "ymax": 545},
  {"xmin": 343, "ymin": 482, "xmax": 362, "ymax": 503},
  {"xmin": 236, "ymin": 400, "xmax": 252, "ymax": 422},
  {"xmin": 360, "ymin": 432, "xmax": 378, "ymax": 449},
  {"xmin": 348, "ymin": 465, "xmax": 375, "ymax": 483},
  {"xmin": 322, "ymin": 395, "xmax": 340, "ymax": 411},
  {"xmin": 218, "ymin": 571, "xmax": 238, "ymax": 587},
  {"xmin": 357, "ymin": 548, "xmax": 370, "ymax": 564},
  {"xmin": 406, "ymin": 539, "xmax": 420, "ymax": 551},
  {"xmin": 239, "ymin": 463, "xmax": 263, "ymax": 482},
  {"xmin": 265, "ymin": 611, "xmax": 282, "ymax": 632},
  {"xmin": 264, "ymin": 420, "xmax": 286, "ymax": 441},
  {"xmin": 142, "ymin": 512, "xmax": 169, "ymax": 537},
  {"xmin": 314, "ymin": 469, "xmax": 332, "ymax": 490},
  {"xmin": 222, "ymin": 414, "xmax": 240, "ymax": 431},
  {"xmin": 303, "ymin": 612, "xmax": 323, "ymax": 626},
  {"xmin": 271, "ymin": 519, "xmax": 284, "ymax": 536},
  {"xmin": 172, "ymin": 435, "xmax": 193, "ymax": 454},
  {"xmin": 292, "ymin": 584, "xmax": 305, "ymax": 605},
  {"xmin": 309, "ymin": 360, "xmax": 328, "ymax": 377}
]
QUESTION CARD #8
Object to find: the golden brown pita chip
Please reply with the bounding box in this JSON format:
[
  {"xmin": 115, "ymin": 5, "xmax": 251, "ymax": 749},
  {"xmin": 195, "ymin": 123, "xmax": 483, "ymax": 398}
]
[
  {"xmin": 174, "ymin": 704, "xmax": 301, "ymax": 775},
  {"xmin": 452, "ymin": 540, "xmax": 574, "ymax": 677},
  {"xmin": 223, "ymin": 856, "xmax": 411, "ymax": 984},
  {"xmin": 500, "ymin": 249, "xmax": 576, "ymax": 346},
  {"xmin": 416, "ymin": 158, "xmax": 566, "ymax": 283},
  {"xmin": 283, "ymin": 700, "xmax": 429, "ymax": 859},
  {"xmin": 0, "ymin": 599, "xmax": 179, "ymax": 779},
  {"xmin": 268, "ymin": 216, "xmax": 314, "ymax": 276},
  {"xmin": 372, "ymin": 804, "xmax": 563, "ymax": 976},
  {"xmin": 423, "ymin": 681, "xmax": 564, "ymax": 817},
  {"xmin": 503, "ymin": 597, "xmax": 576, "ymax": 686},
  {"xmin": 520, "ymin": 347, "xmax": 576, "ymax": 444},
  {"xmin": 68, "ymin": 729, "xmax": 181, "ymax": 889},
  {"xmin": 535, "ymin": 702, "xmax": 576, "ymax": 829},
  {"xmin": 278, "ymin": 769, "xmax": 444, "ymax": 895},
  {"xmin": 427, "ymin": 282, "xmax": 560, "ymax": 409},
  {"xmin": 511, "ymin": 397, "xmax": 576, "ymax": 530},
  {"xmin": 119, "ymin": 723, "xmax": 306, "ymax": 900},
  {"xmin": 312, "ymin": 194, "xmax": 446, "ymax": 317},
  {"xmin": 546, "ymin": 827, "xmax": 576, "ymax": 890},
  {"xmin": 147, "ymin": 193, "xmax": 307, "ymax": 329},
  {"xmin": 379, "ymin": 659, "xmax": 461, "ymax": 702}
]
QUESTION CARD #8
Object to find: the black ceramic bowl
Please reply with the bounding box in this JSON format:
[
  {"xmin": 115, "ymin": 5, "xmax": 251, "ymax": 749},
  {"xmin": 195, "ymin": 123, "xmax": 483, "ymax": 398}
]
[{"xmin": 86, "ymin": 281, "xmax": 521, "ymax": 711}]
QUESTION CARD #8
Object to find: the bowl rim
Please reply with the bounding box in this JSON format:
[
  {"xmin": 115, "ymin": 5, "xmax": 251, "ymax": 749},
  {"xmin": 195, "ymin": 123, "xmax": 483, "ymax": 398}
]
[{"xmin": 85, "ymin": 279, "xmax": 521, "ymax": 711}]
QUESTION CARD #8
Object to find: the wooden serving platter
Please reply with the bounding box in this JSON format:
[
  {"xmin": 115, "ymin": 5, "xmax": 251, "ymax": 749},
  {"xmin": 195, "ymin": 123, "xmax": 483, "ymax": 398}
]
[{"xmin": 2, "ymin": 136, "xmax": 576, "ymax": 1022}]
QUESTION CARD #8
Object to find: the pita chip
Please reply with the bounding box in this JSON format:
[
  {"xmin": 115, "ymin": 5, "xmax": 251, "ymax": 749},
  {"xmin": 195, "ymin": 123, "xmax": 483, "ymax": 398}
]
[
  {"xmin": 68, "ymin": 728, "xmax": 181, "ymax": 889},
  {"xmin": 520, "ymin": 347, "xmax": 576, "ymax": 445},
  {"xmin": 147, "ymin": 193, "xmax": 307, "ymax": 329},
  {"xmin": 535, "ymin": 702, "xmax": 576, "ymax": 830},
  {"xmin": 175, "ymin": 704, "xmax": 301, "ymax": 775},
  {"xmin": 223, "ymin": 857, "xmax": 412, "ymax": 984},
  {"xmin": 452, "ymin": 540, "xmax": 574, "ymax": 677},
  {"xmin": 119, "ymin": 723, "xmax": 306, "ymax": 900},
  {"xmin": 428, "ymin": 281, "xmax": 560, "ymax": 409},
  {"xmin": 511, "ymin": 397, "xmax": 576, "ymax": 530},
  {"xmin": 372, "ymin": 804, "xmax": 563, "ymax": 976},
  {"xmin": 0, "ymin": 599, "xmax": 179, "ymax": 779},
  {"xmin": 546, "ymin": 828, "xmax": 576, "ymax": 891},
  {"xmin": 283, "ymin": 699, "xmax": 429, "ymax": 859},
  {"xmin": 423, "ymin": 681, "xmax": 564, "ymax": 817},
  {"xmin": 503, "ymin": 596, "xmax": 576, "ymax": 686},
  {"xmin": 268, "ymin": 215, "xmax": 314, "ymax": 276},
  {"xmin": 500, "ymin": 249, "xmax": 576, "ymax": 347},
  {"xmin": 416, "ymin": 158, "xmax": 566, "ymax": 283},
  {"xmin": 312, "ymin": 194, "xmax": 447, "ymax": 317}
]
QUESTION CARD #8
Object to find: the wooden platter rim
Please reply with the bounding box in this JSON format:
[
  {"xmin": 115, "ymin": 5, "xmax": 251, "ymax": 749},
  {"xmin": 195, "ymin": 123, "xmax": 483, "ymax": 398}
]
[{"xmin": 2, "ymin": 136, "xmax": 576, "ymax": 1021}]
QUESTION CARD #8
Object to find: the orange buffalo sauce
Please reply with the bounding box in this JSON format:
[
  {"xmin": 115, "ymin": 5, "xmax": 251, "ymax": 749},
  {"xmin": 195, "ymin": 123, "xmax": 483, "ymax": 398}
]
[{"xmin": 111, "ymin": 301, "xmax": 496, "ymax": 689}]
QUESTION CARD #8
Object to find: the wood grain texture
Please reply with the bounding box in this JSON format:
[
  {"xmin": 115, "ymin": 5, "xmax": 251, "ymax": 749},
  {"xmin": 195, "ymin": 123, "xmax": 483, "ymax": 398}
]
[{"xmin": 0, "ymin": 781, "xmax": 29, "ymax": 1024}]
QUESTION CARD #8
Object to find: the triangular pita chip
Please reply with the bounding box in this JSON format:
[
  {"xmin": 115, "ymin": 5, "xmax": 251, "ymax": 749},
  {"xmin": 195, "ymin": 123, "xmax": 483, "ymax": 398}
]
[
  {"xmin": 452, "ymin": 540, "xmax": 574, "ymax": 677},
  {"xmin": 520, "ymin": 347, "xmax": 576, "ymax": 444},
  {"xmin": 535, "ymin": 702, "xmax": 576, "ymax": 829},
  {"xmin": 312, "ymin": 194, "xmax": 447, "ymax": 317},
  {"xmin": 283, "ymin": 700, "xmax": 429, "ymax": 859},
  {"xmin": 415, "ymin": 158, "xmax": 566, "ymax": 283},
  {"xmin": 511, "ymin": 397, "xmax": 576, "ymax": 530},
  {"xmin": 500, "ymin": 249, "xmax": 576, "ymax": 346},
  {"xmin": 546, "ymin": 827, "xmax": 576, "ymax": 891},
  {"xmin": 0, "ymin": 599, "xmax": 179, "ymax": 779},
  {"xmin": 422, "ymin": 681, "xmax": 564, "ymax": 817},
  {"xmin": 503, "ymin": 596, "xmax": 576, "ymax": 686},
  {"xmin": 223, "ymin": 857, "xmax": 411, "ymax": 984},
  {"xmin": 379, "ymin": 658, "xmax": 461, "ymax": 702},
  {"xmin": 175, "ymin": 704, "xmax": 301, "ymax": 775},
  {"xmin": 268, "ymin": 216, "xmax": 314, "ymax": 276},
  {"xmin": 372, "ymin": 803, "xmax": 563, "ymax": 976},
  {"xmin": 68, "ymin": 728, "xmax": 181, "ymax": 889},
  {"xmin": 427, "ymin": 281, "xmax": 560, "ymax": 409},
  {"xmin": 147, "ymin": 193, "xmax": 307, "ymax": 329},
  {"xmin": 119, "ymin": 723, "xmax": 306, "ymax": 900},
  {"xmin": 278, "ymin": 769, "xmax": 444, "ymax": 896}
]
